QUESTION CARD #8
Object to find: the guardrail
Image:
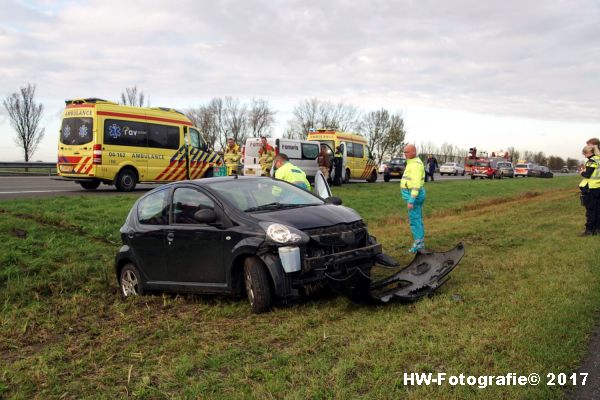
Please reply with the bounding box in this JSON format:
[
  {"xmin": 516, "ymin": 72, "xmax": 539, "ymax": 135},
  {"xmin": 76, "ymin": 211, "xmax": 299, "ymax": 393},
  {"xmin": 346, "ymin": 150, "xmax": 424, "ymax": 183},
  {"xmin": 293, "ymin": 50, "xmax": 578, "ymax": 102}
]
[{"xmin": 0, "ymin": 162, "xmax": 57, "ymax": 176}]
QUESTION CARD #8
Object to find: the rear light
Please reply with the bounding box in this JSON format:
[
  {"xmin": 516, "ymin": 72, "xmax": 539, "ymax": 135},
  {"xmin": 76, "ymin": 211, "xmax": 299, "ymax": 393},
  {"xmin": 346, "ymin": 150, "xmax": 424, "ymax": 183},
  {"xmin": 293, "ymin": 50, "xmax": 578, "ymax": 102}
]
[{"xmin": 93, "ymin": 144, "xmax": 102, "ymax": 164}]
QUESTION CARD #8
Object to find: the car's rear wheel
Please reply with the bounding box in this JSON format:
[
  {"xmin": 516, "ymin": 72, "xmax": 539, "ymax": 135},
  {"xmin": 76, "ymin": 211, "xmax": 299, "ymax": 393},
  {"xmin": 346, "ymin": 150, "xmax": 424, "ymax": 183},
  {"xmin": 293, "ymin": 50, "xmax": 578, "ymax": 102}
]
[
  {"xmin": 119, "ymin": 263, "xmax": 144, "ymax": 297},
  {"xmin": 462, "ymin": 171, "xmax": 465, "ymax": 176},
  {"xmin": 383, "ymin": 175, "xmax": 390, "ymax": 182},
  {"xmin": 471, "ymin": 175, "xmax": 475, "ymax": 180},
  {"xmin": 243, "ymin": 257, "xmax": 272, "ymax": 313},
  {"xmin": 115, "ymin": 168, "xmax": 137, "ymax": 192},
  {"xmin": 454, "ymin": 171, "xmax": 458, "ymax": 176},
  {"xmin": 79, "ymin": 180, "xmax": 100, "ymax": 190}
]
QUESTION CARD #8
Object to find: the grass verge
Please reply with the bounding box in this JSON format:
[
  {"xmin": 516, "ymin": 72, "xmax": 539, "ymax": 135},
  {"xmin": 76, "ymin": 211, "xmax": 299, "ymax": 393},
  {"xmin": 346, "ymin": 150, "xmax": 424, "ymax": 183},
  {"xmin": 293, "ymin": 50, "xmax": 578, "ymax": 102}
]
[{"xmin": 0, "ymin": 176, "xmax": 598, "ymax": 399}]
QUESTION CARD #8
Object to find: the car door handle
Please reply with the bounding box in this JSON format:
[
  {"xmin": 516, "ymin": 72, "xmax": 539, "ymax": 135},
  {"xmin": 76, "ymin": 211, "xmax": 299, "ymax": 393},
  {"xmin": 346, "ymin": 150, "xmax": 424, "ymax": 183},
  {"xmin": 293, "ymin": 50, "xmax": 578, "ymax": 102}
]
[{"xmin": 166, "ymin": 232, "xmax": 175, "ymax": 242}]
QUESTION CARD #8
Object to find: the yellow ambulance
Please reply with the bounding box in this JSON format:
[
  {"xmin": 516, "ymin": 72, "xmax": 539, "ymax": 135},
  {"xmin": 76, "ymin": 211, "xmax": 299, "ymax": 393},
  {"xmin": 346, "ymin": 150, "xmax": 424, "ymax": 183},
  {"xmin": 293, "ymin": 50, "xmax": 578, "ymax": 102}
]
[
  {"xmin": 306, "ymin": 129, "xmax": 378, "ymax": 183},
  {"xmin": 57, "ymin": 98, "xmax": 222, "ymax": 191}
]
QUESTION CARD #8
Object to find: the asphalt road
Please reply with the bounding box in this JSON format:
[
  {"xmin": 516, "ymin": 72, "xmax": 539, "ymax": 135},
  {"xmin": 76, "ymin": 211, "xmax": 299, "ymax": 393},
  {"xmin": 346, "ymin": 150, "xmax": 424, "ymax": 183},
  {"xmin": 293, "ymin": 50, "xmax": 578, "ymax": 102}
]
[{"xmin": 0, "ymin": 176, "xmax": 157, "ymax": 200}]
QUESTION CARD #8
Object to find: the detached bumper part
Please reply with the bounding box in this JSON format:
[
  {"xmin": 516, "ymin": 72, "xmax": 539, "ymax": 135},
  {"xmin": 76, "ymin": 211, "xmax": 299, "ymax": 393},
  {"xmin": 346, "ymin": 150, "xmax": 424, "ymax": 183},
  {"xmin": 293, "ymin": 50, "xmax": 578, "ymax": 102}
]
[{"xmin": 370, "ymin": 243, "xmax": 465, "ymax": 302}]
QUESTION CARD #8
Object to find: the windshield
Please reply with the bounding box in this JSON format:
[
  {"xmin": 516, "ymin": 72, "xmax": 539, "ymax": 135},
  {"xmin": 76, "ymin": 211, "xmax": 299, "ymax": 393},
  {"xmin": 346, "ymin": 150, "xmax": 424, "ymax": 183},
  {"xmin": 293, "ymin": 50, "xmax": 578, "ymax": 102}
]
[
  {"xmin": 475, "ymin": 161, "xmax": 490, "ymax": 167},
  {"xmin": 208, "ymin": 178, "xmax": 324, "ymax": 212},
  {"xmin": 497, "ymin": 163, "xmax": 510, "ymax": 168},
  {"xmin": 60, "ymin": 117, "xmax": 93, "ymax": 145},
  {"xmin": 516, "ymin": 164, "xmax": 528, "ymax": 168},
  {"xmin": 390, "ymin": 158, "xmax": 406, "ymax": 165}
]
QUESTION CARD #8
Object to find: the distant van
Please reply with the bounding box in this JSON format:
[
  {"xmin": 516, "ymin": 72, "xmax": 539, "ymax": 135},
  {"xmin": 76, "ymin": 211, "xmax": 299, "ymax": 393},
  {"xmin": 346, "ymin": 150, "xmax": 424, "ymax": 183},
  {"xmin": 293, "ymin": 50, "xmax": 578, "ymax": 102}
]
[
  {"xmin": 306, "ymin": 129, "xmax": 378, "ymax": 183},
  {"xmin": 57, "ymin": 98, "xmax": 222, "ymax": 191},
  {"xmin": 242, "ymin": 138, "xmax": 322, "ymax": 181}
]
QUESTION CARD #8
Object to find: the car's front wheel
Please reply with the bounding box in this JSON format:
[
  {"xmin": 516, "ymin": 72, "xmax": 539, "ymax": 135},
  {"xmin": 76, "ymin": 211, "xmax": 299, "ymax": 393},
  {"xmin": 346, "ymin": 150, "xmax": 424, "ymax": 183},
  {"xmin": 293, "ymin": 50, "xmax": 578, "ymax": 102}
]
[
  {"xmin": 119, "ymin": 263, "xmax": 144, "ymax": 297},
  {"xmin": 243, "ymin": 257, "xmax": 273, "ymax": 313}
]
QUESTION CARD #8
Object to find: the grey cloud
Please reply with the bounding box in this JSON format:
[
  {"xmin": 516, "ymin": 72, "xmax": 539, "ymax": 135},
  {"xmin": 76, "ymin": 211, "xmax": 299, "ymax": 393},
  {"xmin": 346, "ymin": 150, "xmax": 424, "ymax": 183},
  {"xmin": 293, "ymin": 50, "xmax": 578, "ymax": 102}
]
[{"xmin": 0, "ymin": 0, "xmax": 599, "ymax": 124}]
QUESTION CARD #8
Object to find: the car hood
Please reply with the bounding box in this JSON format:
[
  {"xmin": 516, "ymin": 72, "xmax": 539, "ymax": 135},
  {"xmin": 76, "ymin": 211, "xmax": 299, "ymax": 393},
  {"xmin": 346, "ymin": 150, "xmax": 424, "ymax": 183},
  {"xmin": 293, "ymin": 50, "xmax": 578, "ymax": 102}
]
[{"xmin": 250, "ymin": 204, "xmax": 362, "ymax": 230}]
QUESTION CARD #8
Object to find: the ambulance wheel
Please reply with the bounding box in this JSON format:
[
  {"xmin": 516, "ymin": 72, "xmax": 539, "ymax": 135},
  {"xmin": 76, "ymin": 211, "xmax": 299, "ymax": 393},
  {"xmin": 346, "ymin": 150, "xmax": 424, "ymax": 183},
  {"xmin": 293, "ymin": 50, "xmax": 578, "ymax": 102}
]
[
  {"xmin": 367, "ymin": 170, "xmax": 377, "ymax": 183},
  {"xmin": 115, "ymin": 168, "xmax": 137, "ymax": 192},
  {"xmin": 344, "ymin": 169, "xmax": 351, "ymax": 184},
  {"xmin": 79, "ymin": 180, "xmax": 100, "ymax": 190}
]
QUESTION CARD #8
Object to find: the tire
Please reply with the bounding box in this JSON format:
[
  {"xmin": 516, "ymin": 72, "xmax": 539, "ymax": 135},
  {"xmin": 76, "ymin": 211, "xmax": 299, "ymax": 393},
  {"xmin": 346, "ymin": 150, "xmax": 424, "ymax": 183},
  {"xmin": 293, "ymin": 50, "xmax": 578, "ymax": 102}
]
[
  {"xmin": 344, "ymin": 169, "xmax": 350, "ymax": 184},
  {"xmin": 462, "ymin": 171, "xmax": 465, "ymax": 176},
  {"xmin": 243, "ymin": 257, "xmax": 273, "ymax": 313},
  {"xmin": 454, "ymin": 171, "xmax": 458, "ymax": 176},
  {"xmin": 498, "ymin": 173, "xmax": 503, "ymax": 179},
  {"xmin": 471, "ymin": 175, "xmax": 476, "ymax": 180},
  {"xmin": 383, "ymin": 175, "xmax": 390, "ymax": 182},
  {"xmin": 115, "ymin": 168, "xmax": 137, "ymax": 192},
  {"xmin": 79, "ymin": 180, "xmax": 100, "ymax": 190},
  {"xmin": 119, "ymin": 263, "xmax": 144, "ymax": 297},
  {"xmin": 367, "ymin": 170, "xmax": 377, "ymax": 183},
  {"xmin": 204, "ymin": 167, "xmax": 214, "ymax": 178}
]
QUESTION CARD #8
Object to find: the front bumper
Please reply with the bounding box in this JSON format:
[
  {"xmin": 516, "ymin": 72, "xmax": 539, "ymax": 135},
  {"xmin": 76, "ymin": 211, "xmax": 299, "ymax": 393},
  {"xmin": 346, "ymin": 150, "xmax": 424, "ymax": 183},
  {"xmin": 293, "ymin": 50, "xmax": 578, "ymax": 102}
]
[{"xmin": 303, "ymin": 243, "xmax": 382, "ymax": 270}]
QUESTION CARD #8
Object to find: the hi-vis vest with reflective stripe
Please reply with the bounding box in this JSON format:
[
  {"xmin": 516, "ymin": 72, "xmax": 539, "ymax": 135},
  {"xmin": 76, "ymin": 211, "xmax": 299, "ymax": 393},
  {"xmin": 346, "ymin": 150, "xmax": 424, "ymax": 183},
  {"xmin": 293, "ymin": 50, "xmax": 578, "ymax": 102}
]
[
  {"xmin": 580, "ymin": 156, "xmax": 600, "ymax": 189},
  {"xmin": 224, "ymin": 144, "xmax": 241, "ymax": 165},
  {"xmin": 401, "ymin": 157, "xmax": 425, "ymax": 197},
  {"xmin": 275, "ymin": 161, "xmax": 311, "ymax": 191}
]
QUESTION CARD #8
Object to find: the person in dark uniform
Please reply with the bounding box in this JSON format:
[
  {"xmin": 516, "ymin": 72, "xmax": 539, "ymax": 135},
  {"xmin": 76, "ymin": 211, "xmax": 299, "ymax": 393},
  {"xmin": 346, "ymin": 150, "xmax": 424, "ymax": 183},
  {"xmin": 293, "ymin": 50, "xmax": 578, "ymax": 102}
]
[
  {"xmin": 332, "ymin": 145, "xmax": 343, "ymax": 186},
  {"xmin": 579, "ymin": 145, "xmax": 600, "ymax": 236}
]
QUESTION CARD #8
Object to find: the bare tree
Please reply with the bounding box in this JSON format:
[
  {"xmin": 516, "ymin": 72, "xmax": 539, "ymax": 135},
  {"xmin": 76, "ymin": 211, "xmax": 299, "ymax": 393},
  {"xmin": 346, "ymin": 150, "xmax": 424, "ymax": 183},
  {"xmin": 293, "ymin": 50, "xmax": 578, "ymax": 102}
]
[
  {"xmin": 248, "ymin": 98, "xmax": 276, "ymax": 137},
  {"xmin": 547, "ymin": 156, "xmax": 565, "ymax": 170},
  {"xmin": 223, "ymin": 97, "xmax": 248, "ymax": 146},
  {"xmin": 3, "ymin": 83, "xmax": 45, "ymax": 162},
  {"xmin": 360, "ymin": 109, "xmax": 406, "ymax": 164},
  {"xmin": 291, "ymin": 98, "xmax": 361, "ymax": 139},
  {"xmin": 566, "ymin": 158, "xmax": 578, "ymax": 170},
  {"xmin": 120, "ymin": 86, "xmax": 147, "ymax": 107},
  {"xmin": 506, "ymin": 146, "xmax": 520, "ymax": 163},
  {"xmin": 438, "ymin": 142, "xmax": 454, "ymax": 163}
]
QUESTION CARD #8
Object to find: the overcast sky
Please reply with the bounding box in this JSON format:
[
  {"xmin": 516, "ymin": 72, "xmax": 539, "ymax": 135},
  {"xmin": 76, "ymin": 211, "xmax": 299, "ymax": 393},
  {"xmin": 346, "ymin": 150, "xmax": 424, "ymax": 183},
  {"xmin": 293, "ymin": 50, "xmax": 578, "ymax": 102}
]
[{"xmin": 1, "ymin": 0, "xmax": 599, "ymax": 161}]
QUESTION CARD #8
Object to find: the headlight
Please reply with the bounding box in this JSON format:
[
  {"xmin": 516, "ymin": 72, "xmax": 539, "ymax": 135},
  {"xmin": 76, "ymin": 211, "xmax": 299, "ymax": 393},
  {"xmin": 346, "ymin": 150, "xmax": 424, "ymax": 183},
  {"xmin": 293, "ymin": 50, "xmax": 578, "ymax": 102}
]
[{"xmin": 266, "ymin": 223, "xmax": 301, "ymax": 244}]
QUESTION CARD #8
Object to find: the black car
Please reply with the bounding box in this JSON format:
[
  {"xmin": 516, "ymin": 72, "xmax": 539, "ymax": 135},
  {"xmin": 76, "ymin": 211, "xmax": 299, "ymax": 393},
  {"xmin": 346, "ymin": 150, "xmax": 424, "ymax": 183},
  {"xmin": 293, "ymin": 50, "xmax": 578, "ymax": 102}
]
[
  {"xmin": 115, "ymin": 175, "xmax": 464, "ymax": 313},
  {"xmin": 383, "ymin": 157, "xmax": 407, "ymax": 182},
  {"xmin": 115, "ymin": 176, "xmax": 377, "ymax": 311}
]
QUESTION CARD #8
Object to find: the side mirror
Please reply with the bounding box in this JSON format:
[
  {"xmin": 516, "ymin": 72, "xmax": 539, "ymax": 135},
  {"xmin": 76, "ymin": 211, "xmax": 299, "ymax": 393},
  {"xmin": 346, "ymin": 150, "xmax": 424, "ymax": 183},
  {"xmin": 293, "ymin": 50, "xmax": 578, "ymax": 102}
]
[
  {"xmin": 194, "ymin": 209, "xmax": 217, "ymax": 224},
  {"xmin": 324, "ymin": 196, "xmax": 343, "ymax": 205}
]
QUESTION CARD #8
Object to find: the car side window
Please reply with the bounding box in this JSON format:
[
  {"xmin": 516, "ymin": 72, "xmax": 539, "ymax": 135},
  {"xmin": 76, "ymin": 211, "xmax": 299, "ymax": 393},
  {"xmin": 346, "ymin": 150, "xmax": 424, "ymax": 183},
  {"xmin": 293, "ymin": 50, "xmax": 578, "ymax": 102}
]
[
  {"xmin": 138, "ymin": 190, "xmax": 169, "ymax": 225},
  {"xmin": 173, "ymin": 187, "xmax": 215, "ymax": 224},
  {"xmin": 354, "ymin": 143, "xmax": 364, "ymax": 158}
]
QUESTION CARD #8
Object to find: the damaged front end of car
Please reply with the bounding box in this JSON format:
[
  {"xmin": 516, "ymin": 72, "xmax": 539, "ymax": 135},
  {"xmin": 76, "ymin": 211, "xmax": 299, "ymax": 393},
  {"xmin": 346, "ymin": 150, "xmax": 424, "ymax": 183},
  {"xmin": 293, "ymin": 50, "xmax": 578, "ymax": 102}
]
[{"xmin": 258, "ymin": 220, "xmax": 465, "ymax": 304}]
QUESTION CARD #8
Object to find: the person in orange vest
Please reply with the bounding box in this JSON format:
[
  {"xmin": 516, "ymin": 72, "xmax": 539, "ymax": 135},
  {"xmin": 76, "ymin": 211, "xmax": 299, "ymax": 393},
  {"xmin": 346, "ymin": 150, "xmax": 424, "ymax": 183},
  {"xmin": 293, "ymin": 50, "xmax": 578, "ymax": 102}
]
[
  {"xmin": 258, "ymin": 136, "xmax": 275, "ymax": 176},
  {"xmin": 223, "ymin": 137, "xmax": 241, "ymax": 175}
]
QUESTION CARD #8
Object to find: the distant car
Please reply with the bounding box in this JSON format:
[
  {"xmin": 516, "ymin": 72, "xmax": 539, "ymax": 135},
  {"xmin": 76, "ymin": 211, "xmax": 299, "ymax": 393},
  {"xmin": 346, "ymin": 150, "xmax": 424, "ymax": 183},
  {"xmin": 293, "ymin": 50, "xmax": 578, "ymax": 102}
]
[
  {"xmin": 439, "ymin": 162, "xmax": 465, "ymax": 176},
  {"xmin": 471, "ymin": 160, "xmax": 502, "ymax": 179},
  {"xmin": 561, "ymin": 166, "xmax": 569, "ymax": 173},
  {"xmin": 378, "ymin": 161, "xmax": 390, "ymax": 174},
  {"xmin": 532, "ymin": 165, "xmax": 554, "ymax": 178},
  {"xmin": 514, "ymin": 163, "xmax": 534, "ymax": 177},
  {"xmin": 495, "ymin": 161, "xmax": 515, "ymax": 178},
  {"xmin": 383, "ymin": 157, "xmax": 407, "ymax": 182}
]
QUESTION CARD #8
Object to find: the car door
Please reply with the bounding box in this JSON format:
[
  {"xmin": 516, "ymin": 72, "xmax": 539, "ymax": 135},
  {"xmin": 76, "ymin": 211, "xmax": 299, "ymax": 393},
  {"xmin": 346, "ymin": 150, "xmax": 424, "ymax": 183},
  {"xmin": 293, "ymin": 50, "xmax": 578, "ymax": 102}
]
[
  {"xmin": 129, "ymin": 188, "xmax": 170, "ymax": 281},
  {"xmin": 166, "ymin": 186, "xmax": 226, "ymax": 284}
]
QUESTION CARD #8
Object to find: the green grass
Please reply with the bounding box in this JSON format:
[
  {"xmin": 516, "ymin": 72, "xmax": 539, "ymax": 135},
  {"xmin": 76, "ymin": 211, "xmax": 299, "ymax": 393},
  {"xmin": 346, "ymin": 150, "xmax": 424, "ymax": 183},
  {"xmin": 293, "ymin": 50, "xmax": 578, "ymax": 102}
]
[{"xmin": 1, "ymin": 176, "xmax": 598, "ymax": 399}]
